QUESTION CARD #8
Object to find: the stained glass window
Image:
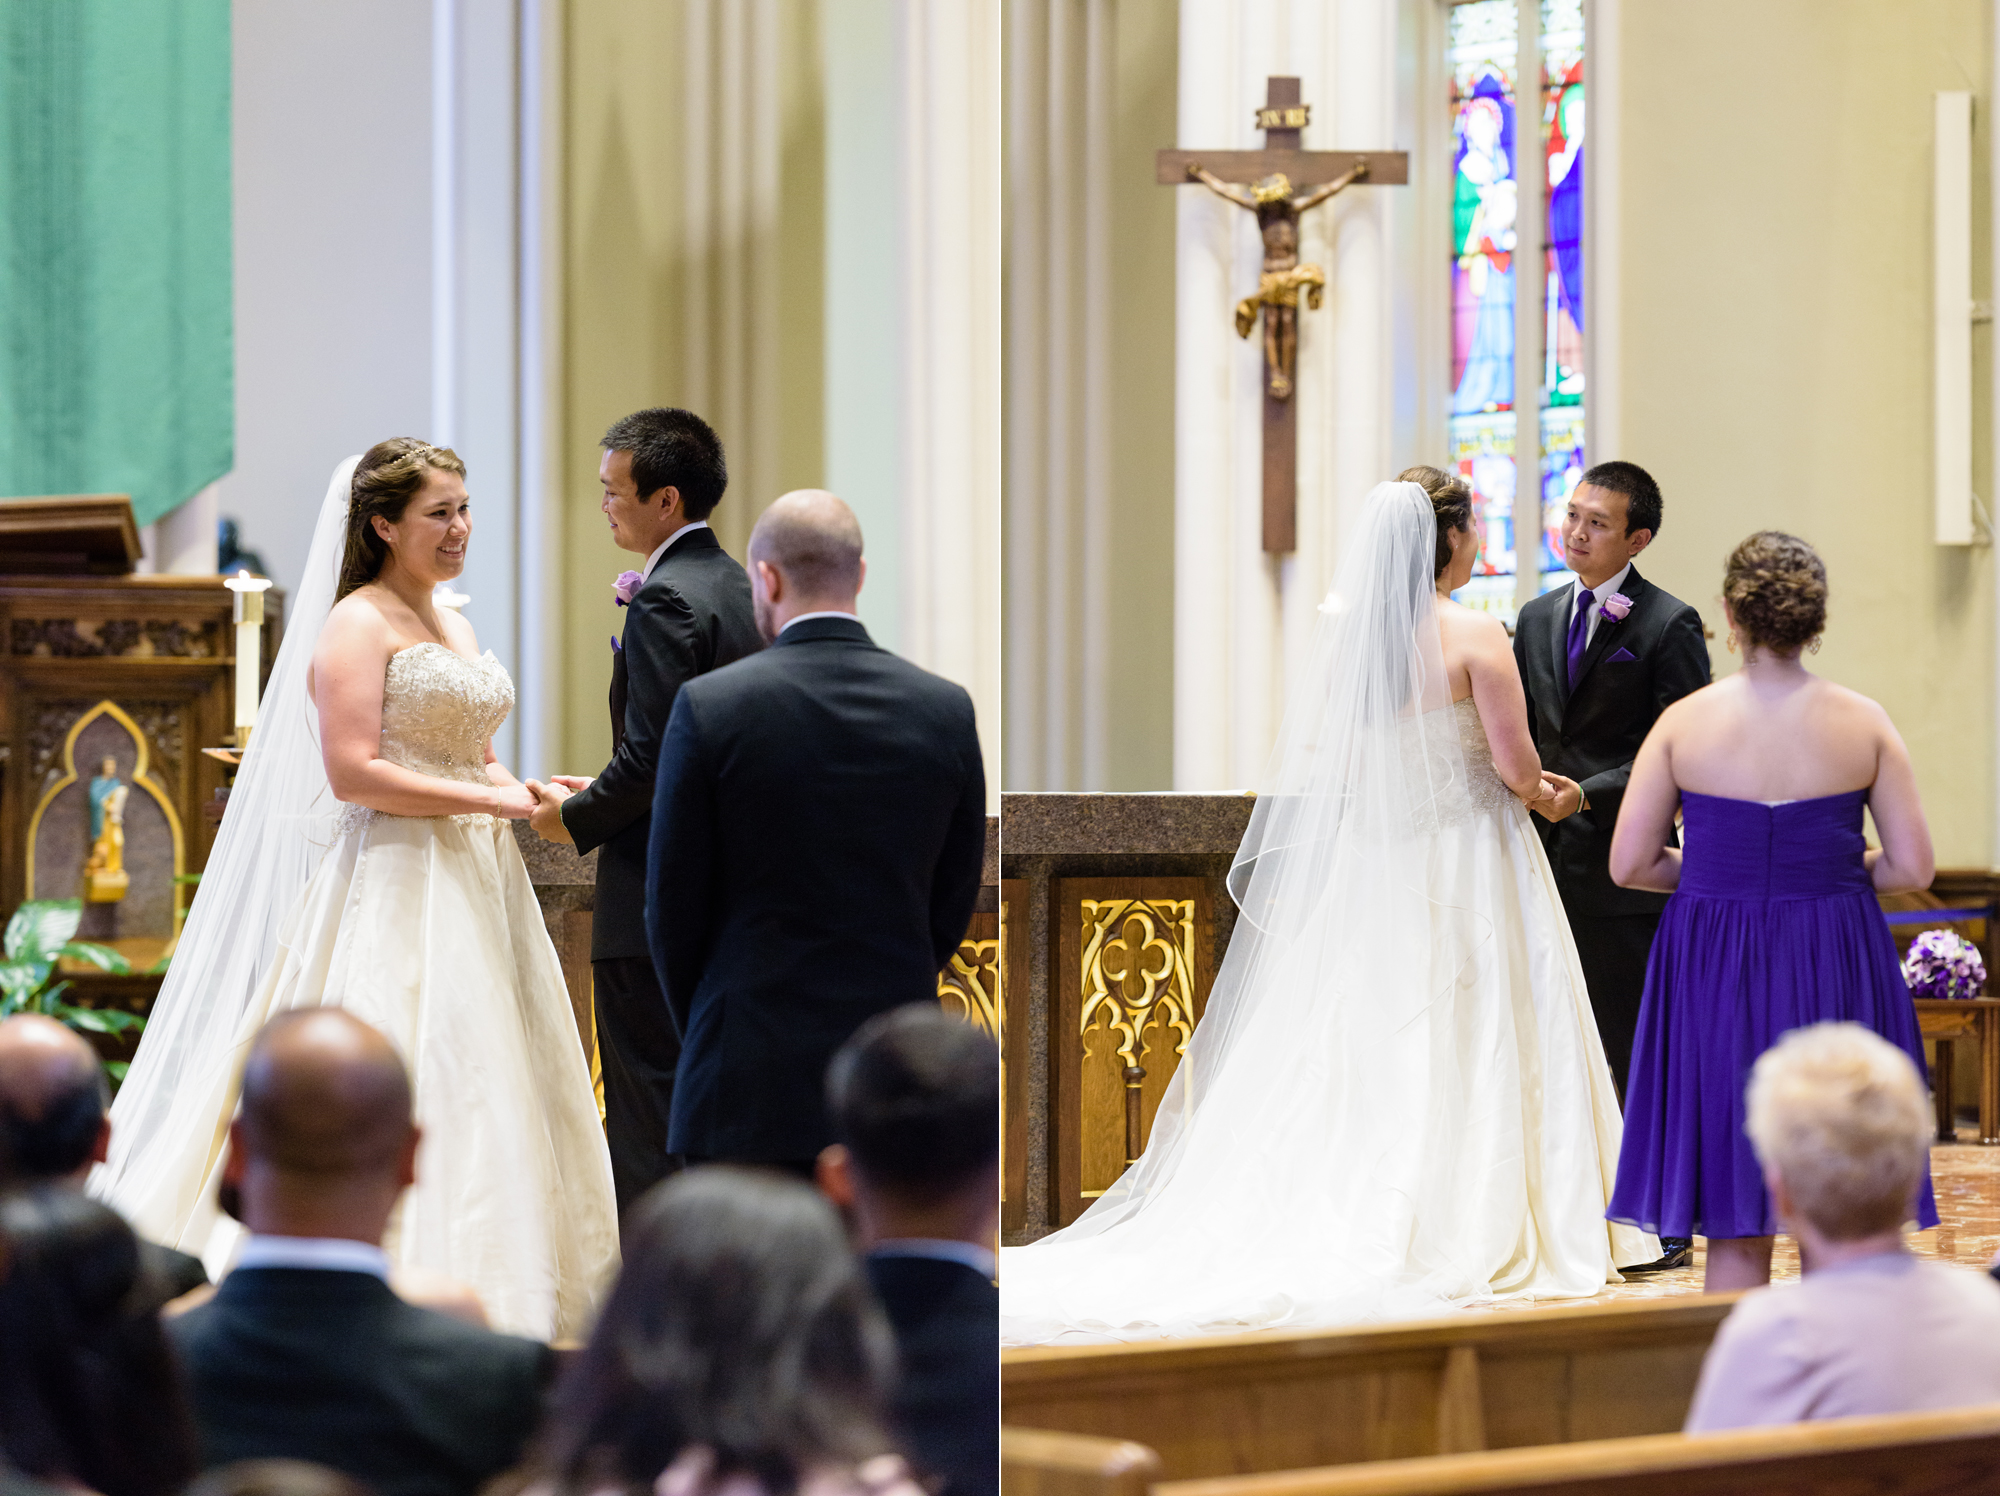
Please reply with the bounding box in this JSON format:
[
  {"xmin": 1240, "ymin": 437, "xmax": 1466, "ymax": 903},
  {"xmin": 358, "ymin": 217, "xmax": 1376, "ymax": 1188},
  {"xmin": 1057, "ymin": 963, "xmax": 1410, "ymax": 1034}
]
[
  {"xmin": 1446, "ymin": 0, "xmax": 1585, "ymax": 617},
  {"xmin": 1538, "ymin": 0, "xmax": 1585, "ymax": 595},
  {"xmin": 1448, "ymin": 0, "xmax": 1519, "ymax": 616}
]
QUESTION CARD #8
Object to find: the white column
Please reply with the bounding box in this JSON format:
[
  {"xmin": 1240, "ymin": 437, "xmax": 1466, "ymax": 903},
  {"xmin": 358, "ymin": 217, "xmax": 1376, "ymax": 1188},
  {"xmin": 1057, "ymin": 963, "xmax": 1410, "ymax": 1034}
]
[
  {"xmin": 435, "ymin": 0, "xmax": 525, "ymax": 769},
  {"xmin": 1173, "ymin": 0, "xmax": 1398, "ymax": 789},
  {"xmin": 156, "ymin": 483, "xmax": 221, "ymax": 575},
  {"xmin": 899, "ymin": 0, "xmax": 1002, "ymax": 811},
  {"xmin": 516, "ymin": 0, "xmax": 563, "ymax": 783},
  {"xmin": 1002, "ymin": 0, "xmax": 1116, "ymax": 790},
  {"xmin": 1583, "ymin": 0, "xmax": 1620, "ymax": 461}
]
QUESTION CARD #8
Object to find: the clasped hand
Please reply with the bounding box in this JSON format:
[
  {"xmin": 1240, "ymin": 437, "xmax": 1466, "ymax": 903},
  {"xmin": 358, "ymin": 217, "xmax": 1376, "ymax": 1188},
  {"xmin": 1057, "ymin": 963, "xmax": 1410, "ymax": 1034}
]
[
  {"xmin": 1528, "ymin": 772, "xmax": 1585, "ymax": 821},
  {"xmin": 521, "ymin": 775, "xmax": 594, "ymax": 844}
]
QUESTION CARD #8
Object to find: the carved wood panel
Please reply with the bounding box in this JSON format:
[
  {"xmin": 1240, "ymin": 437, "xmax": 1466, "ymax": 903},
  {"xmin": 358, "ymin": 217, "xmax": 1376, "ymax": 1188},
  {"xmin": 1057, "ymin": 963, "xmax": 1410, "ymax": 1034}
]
[{"xmin": 1052, "ymin": 877, "xmax": 1214, "ymax": 1228}]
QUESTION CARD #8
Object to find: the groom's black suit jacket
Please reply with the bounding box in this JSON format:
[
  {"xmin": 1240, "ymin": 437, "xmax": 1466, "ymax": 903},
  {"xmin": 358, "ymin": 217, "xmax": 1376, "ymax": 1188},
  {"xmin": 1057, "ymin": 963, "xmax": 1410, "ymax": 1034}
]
[
  {"xmin": 646, "ymin": 616, "xmax": 986, "ymax": 1162},
  {"xmin": 1513, "ymin": 565, "xmax": 1710, "ymax": 917},
  {"xmin": 562, "ymin": 526, "xmax": 762, "ymax": 961}
]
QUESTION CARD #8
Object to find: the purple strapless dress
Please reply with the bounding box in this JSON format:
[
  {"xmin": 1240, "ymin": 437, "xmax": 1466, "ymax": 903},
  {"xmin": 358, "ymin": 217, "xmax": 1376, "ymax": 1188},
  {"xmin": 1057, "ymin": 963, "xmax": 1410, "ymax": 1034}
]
[{"xmin": 1607, "ymin": 789, "xmax": 1938, "ymax": 1240}]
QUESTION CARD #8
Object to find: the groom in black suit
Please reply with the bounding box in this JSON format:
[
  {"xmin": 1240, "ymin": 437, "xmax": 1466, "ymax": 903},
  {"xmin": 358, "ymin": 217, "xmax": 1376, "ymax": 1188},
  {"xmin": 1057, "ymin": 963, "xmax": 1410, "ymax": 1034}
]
[
  {"xmin": 1514, "ymin": 461, "xmax": 1709, "ymax": 1099},
  {"xmin": 647, "ymin": 490, "xmax": 987, "ymax": 1173},
  {"xmin": 526, "ymin": 408, "xmax": 762, "ymax": 1212}
]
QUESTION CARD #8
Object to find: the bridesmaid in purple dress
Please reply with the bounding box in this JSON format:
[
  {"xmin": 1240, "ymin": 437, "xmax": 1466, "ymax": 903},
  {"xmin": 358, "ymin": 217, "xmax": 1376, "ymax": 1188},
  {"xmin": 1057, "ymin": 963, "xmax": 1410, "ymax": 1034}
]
[{"xmin": 1604, "ymin": 532, "xmax": 1937, "ymax": 1292}]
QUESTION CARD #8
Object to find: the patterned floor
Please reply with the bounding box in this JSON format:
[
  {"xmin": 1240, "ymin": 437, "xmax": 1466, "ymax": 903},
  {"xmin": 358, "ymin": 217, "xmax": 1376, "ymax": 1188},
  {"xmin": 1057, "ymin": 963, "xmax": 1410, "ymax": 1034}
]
[{"xmin": 1488, "ymin": 1132, "xmax": 2000, "ymax": 1309}]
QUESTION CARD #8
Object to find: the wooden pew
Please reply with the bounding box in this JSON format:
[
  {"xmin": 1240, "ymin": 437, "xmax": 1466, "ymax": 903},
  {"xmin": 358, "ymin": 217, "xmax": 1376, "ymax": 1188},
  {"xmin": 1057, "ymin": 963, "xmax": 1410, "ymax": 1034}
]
[
  {"xmin": 1003, "ymin": 1295, "xmax": 1741, "ymax": 1478},
  {"xmin": 1150, "ymin": 1404, "xmax": 2000, "ymax": 1496},
  {"xmin": 1003, "ymin": 1429, "xmax": 1163, "ymax": 1496}
]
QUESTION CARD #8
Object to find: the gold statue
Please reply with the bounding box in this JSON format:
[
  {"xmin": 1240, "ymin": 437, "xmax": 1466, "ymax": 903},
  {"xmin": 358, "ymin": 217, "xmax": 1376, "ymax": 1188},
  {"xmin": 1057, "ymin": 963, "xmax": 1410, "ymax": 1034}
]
[
  {"xmin": 1186, "ymin": 160, "xmax": 1369, "ymax": 400},
  {"xmin": 85, "ymin": 755, "xmax": 130, "ymax": 904}
]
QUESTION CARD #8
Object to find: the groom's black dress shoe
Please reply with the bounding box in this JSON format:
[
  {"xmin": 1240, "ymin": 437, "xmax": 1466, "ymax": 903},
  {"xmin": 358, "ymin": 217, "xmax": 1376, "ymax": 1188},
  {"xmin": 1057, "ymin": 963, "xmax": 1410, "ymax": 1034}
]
[{"xmin": 1622, "ymin": 1236, "xmax": 1694, "ymax": 1275}]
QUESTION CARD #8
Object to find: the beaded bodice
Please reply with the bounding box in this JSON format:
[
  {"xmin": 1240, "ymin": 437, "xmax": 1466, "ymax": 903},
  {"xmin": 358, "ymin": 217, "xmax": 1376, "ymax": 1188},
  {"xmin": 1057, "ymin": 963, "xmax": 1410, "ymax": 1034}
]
[
  {"xmin": 378, "ymin": 643, "xmax": 513, "ymax": 785},
  {"xmin": 1401, "ymin": 695, "xmax": 1517, "ymax": 830}
]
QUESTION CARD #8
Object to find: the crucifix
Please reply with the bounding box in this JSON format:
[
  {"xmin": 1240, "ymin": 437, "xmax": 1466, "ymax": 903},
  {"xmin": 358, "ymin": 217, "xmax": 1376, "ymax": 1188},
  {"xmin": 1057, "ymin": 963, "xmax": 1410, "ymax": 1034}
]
[{"xmin": 1159, "ymin": 77, "xmax": 1408, "ymax": 553}]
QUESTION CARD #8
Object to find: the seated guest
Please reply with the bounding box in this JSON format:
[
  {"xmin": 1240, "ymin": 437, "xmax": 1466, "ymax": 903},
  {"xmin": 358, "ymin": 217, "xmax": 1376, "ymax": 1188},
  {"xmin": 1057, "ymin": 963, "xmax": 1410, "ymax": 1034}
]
[
  {"xmin": 819, "ymin": 1007, "xmax": 998, "ymax": 1496},
  {"xmin": 1686, "ymin": 1022, "xmax": 2000, "ymax": 1430},
  {"xmin": 527, "ymin": 1167, "xmax": 923, "ymax": 1496},
  {"xmin": 0, "ymin": 1013, "xmax": 207, "ymax": 1308},
  {"xmin": 0, "ymin": 1184, "xmax": 198, "ymax": 1496},
  {"xmin": 169, "ymin": 1010, "xmax": 553, "ymax": 1496}
]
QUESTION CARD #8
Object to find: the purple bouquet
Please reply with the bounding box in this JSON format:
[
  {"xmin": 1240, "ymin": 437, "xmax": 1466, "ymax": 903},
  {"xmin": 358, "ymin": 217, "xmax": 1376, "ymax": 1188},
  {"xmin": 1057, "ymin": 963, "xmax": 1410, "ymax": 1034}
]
[{"xmin": 1902, "ymin": 929, "xmax": 1987, "ymax": 1000}]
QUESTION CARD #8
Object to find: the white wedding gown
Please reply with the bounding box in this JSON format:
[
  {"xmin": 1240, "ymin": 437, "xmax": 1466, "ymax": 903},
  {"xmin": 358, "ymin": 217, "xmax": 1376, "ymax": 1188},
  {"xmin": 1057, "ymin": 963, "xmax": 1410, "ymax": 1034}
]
[
  {"xmin": 100, "ymin": 643, "xmax": 618, "ymax": 1340},
  {"xmin": 999, "ymin": 695, "xmax": 1657, "ymax": 1344}
]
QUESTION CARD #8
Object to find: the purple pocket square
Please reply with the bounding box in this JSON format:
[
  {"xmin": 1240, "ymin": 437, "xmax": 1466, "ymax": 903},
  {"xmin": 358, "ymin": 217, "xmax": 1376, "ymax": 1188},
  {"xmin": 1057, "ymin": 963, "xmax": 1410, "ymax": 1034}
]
[{"xmin": 1607, "ymin": 646, "xmax": 1638, "ymax": 663}]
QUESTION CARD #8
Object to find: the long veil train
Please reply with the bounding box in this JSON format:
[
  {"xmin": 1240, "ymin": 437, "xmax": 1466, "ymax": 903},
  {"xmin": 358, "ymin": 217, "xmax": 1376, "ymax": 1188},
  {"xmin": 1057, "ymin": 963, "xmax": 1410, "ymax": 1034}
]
[
  {"xmin": 93, "ymin": 460, "xmax": 357, "ymax": 1259},
  {"xmin": 998, "ymin": 482, "xmax": 1652, "ymax": 1343}
]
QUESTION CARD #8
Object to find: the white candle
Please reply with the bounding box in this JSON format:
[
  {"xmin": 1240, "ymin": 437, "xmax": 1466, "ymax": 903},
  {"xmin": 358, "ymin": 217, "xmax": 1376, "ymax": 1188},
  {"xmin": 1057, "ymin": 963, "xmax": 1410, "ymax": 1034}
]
[{"xmin": 223, "ymin": 570, "xmax": 274, "ymax": 747}]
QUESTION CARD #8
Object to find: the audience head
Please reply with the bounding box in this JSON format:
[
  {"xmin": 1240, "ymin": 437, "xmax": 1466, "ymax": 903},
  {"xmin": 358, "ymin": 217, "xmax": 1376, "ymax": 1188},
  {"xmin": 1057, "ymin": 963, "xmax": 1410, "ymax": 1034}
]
[
  {"xmin": 819, "ymin": 1005, "xmax": 999, "ymax": 1247},
  {"xmin": 747, "ymin": 491, "xmax": 867, "ymax": 642},
  {"xmin": 1396, "ymin": 465, "xmax": 1476, "ymax": 583},
  {"xmin": 1746, "ymin": 1022, "xmax": 1930, "ymax": 1244},
  {"xmin": 186, "ymin": 1460, "xmax": 378, "ymax": 1496},
  {"xmin": 225, "ymin": 1009, "xmax": 418, "ymax": 1243},
  {"xmin": 599, "ymin": 408, "xmax": 729, "ymax": 547},
  {"xmin": 0, "ymin": 1185, "xmax": 197, "ymax": 1496},
  {"xmin": 534, "ymin": 1167, "xmax": 897, "ymax": 1496},
  {"xmin": 338, "ymin": 439, "xmax": 469, "ymax": 601},
  {"xmin": 1723, "ymin": 529, "xmax": 1828, "ymax": 658},
  {"xmin": 0, "ymin": 1014, "xmax": 110, "ymax": 1184}
]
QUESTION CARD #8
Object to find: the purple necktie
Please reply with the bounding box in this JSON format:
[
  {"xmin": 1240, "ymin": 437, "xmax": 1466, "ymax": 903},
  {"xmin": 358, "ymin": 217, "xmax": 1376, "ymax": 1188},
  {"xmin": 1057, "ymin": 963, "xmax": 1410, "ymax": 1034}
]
[{"xmin": 1566, "ymin": 586, "xmax": 1596, "ymax": 690}]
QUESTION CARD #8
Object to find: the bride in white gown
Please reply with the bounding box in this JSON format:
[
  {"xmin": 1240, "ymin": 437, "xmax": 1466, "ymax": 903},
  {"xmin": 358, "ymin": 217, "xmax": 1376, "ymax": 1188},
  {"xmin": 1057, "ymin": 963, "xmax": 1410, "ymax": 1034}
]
[
  {"xmin": 93, "ymin": 442, "xmax": 617, "ymax": 1340},
  {"xmin": 1000, "ymin": 475, "xmax": 1656, "ymax": 1344}
]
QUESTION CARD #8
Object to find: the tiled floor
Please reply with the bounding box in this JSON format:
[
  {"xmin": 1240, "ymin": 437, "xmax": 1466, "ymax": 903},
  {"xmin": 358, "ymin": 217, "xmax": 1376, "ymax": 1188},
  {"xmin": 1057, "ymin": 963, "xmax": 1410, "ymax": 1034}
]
[{"xmin": 1492, "ymin": 1131, "xmax": 2000, "ymax": 1309}]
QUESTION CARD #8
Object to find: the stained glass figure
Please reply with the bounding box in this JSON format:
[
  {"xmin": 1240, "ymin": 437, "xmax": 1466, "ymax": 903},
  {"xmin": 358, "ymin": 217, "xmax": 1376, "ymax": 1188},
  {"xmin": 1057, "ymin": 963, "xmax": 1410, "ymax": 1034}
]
[{"xmin": 1448, "ymin": 0, "xmax": 1520, "ymax": 615}]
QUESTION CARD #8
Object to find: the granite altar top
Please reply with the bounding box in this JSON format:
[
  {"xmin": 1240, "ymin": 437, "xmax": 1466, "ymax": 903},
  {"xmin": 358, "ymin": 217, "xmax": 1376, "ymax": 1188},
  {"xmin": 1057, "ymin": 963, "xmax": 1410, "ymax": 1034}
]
[
  {"xmin": 1001, "ymin": 792, "xmax": 1255, "ymax": 856},
  {"xmin": 513, "ymin": 820, "xmax": 597, "ymax": 883},
  {"xmin": 513, "ymin": 814, "xmax": 1000, "ymax": 886}
]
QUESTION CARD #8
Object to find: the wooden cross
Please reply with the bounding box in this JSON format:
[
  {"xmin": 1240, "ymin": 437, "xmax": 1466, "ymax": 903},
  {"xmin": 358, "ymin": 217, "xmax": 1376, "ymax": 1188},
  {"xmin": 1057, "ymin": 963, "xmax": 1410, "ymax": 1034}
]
[{"xmin": 1159, "ymin": 77, "xmax": 1408, "ymax": 553}]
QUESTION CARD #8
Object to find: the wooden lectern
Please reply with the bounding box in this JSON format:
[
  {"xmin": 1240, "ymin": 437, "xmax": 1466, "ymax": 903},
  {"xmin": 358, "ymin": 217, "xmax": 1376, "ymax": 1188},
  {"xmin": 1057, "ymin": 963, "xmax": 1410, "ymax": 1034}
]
[{"xmin": 0, "ymin": 495, "xmax": 281, "ymax": 1016}]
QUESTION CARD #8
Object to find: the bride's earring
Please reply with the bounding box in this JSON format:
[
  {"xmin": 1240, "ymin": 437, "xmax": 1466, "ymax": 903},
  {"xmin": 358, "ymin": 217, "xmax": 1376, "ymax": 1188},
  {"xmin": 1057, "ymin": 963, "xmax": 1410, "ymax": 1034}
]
[
  {"xmin": 1726, "ymin": 630, "xmax": 1739, "ymax": 654},
  {"xmin": 1808, "ymin": 636, "xmax": 1822, "ymax": 655}
]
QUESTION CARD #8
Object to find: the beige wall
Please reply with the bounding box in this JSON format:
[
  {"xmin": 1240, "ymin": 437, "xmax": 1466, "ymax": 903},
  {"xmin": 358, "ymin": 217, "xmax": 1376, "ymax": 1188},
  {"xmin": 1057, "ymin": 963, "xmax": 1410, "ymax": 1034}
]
[
  {"xmin": 1104, "ymin": 0, "xmax": 1180, "ymax": 790},
  {"xmin": 1613, "ymin": 0, "xmax": 1995, "ymax": 867},
  {"xmin": 560, "ymin": 0, "xmax": 827, "ymax": 776}
]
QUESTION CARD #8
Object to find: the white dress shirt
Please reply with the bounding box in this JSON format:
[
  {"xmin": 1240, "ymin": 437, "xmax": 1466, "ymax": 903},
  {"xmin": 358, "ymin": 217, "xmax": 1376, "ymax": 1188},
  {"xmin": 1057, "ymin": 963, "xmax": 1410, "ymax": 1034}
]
[
  {"xmin": 233, "ymin": 1234, "xmax": 391, "ymax": 1280},
  {"xmin": 640, "ymin": 519, "xmax": 711, "ymax": 584},
  {"xmin": 869, "ymin": 1237, "xmax": 998, "ymax": 1280},
  {"xmin": 1566, "ymin": 560, "xmax": 1633, "ymax": 650},
  {"xmin": 779, "ymin": 609, "xmax": 860, "ymax": 635}
]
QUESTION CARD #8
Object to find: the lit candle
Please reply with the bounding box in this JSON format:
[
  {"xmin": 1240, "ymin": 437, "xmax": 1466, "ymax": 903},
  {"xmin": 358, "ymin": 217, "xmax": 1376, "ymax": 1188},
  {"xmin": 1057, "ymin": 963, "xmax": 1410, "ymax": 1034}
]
[{"xmin": 223, "ymin": 569, "xmax": 274, "ymax": 750}]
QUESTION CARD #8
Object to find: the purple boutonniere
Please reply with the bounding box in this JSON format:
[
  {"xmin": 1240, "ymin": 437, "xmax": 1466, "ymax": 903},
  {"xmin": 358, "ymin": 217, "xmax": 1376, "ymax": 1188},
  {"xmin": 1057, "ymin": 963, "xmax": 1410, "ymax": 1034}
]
[
  {"xmin": 611, "ymin": 635, "xmax": 622, "ymax": 654},
  {"xmin": 613, "ymin": 569, "xmax": 644, "ymax": 606},
  {"xmin": 1600, "ymin": 592, "xmax": 1633, "ymax": 622}
]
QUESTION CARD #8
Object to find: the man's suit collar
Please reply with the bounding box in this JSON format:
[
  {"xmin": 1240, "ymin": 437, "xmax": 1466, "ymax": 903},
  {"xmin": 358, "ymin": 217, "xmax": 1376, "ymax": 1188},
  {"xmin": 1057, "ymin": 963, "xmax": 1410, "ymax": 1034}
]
[
  {"xmin": 774, "ymin": 614, "xmax": 872, "ymax": 648},
  {"xmin": 644, "ymin": 524, "xmax": 721, "ymax": 581}
]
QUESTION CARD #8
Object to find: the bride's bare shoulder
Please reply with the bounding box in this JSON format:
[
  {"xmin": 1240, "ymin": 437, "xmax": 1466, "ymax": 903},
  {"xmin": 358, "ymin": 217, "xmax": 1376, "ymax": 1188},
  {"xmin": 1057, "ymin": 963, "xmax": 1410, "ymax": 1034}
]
[
  {"xmin": 1436, "ymin": 597, "xmax": 1509, "ymax": 650},
  {"xmin": 316, "ymin": 589, "xmax": 397, "ymax": 662}
]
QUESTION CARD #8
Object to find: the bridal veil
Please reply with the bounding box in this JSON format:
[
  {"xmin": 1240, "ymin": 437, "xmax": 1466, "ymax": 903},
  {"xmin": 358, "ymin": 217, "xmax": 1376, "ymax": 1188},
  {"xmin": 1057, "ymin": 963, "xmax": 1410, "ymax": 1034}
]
[{"xmin": 94, "ymin": 459, "xmax": 357, "ymax": 1241}]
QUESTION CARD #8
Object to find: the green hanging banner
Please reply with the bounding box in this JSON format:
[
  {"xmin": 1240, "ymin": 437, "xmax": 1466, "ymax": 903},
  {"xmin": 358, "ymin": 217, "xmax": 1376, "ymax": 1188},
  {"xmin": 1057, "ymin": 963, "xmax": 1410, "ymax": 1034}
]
[{"xmin": 0, "ymin": 1, "xmax": 232, "ymax": 528}]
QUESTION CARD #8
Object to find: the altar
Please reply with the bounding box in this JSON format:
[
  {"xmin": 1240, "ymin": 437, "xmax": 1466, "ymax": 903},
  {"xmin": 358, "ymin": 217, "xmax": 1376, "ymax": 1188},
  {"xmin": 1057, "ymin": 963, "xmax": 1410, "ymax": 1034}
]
[{"xmin": 998, "ymin": 793, "xmax": 1254, "ymax": 1244}]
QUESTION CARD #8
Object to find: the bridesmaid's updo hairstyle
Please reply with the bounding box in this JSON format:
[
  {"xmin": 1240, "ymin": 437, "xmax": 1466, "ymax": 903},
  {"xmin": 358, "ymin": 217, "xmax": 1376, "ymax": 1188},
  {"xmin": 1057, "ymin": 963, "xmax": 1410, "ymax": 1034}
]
[
  {"xmin": 1397, "ymin": 465, "xmax": 1475, "ymax": 580},
  {"xmin": 1723, "ymin": 530, "xmax": 1827, "ymax": 655},
  {"xmin": 336, "ymin": 439, "xmax": 467, "ymax": 601}
]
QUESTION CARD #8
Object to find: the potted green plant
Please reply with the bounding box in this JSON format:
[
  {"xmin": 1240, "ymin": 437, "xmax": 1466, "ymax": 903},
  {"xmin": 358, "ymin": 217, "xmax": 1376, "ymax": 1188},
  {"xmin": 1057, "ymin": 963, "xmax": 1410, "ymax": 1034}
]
[{"xmin": 0, "ymin": 900, "xmax": 148, "ymax": 1080}]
